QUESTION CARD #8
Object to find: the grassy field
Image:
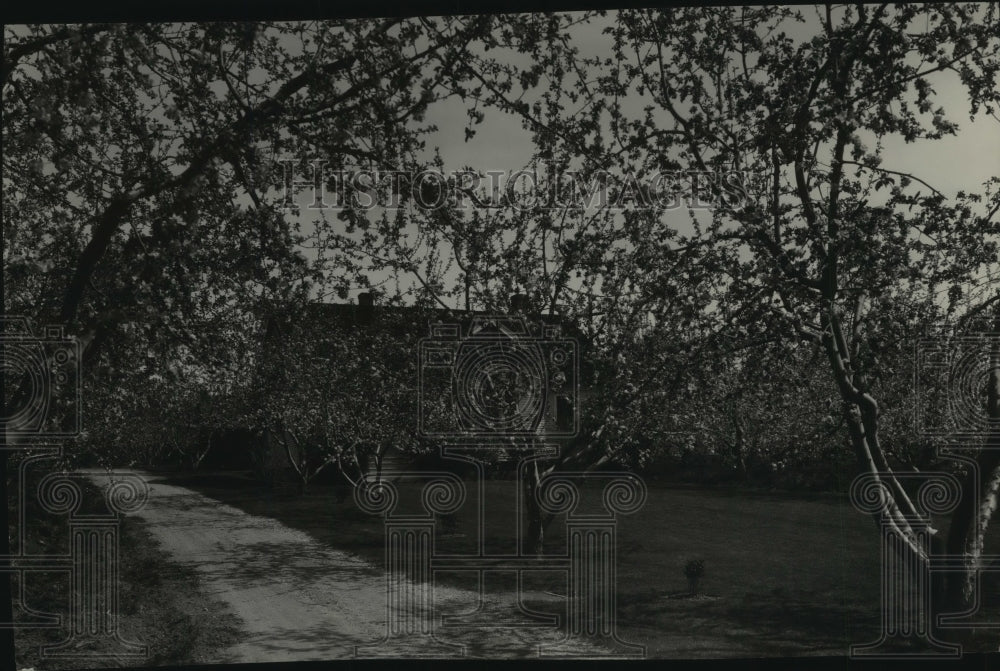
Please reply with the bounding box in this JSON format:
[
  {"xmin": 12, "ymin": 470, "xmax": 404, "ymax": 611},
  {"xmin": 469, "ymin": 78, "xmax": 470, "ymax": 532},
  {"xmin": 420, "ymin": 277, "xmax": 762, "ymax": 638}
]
[
  {"xmin": 11, "ymin": 472, "xmax": 247, "ymax": 669},
  {"xmin": 161, "ymin": 470, "xmax": 939, "ymax": 658}
]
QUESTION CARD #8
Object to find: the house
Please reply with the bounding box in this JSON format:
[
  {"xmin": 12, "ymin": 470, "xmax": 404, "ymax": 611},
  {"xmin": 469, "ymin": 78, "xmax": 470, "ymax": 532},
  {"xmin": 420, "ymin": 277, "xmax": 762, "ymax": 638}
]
[{"xmin": 244, "ymin": 293, "xmax": 595, "ymax": 487}]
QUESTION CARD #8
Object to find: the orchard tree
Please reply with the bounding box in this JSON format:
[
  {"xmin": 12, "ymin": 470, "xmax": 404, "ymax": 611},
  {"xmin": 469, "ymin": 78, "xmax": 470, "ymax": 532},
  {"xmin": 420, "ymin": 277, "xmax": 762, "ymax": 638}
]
[
  {"xmin": 3, "ymin": 19, "xmax": 497, "ymax": 663},
  {"xmin": 3, "ymin": 18, "xmax": 500, "ymax": 365},
  {"xmin": 3, "ymin": 15, "xmax": 497, "ymax": 463},
  {"xmin": 470, "ymin": 4, "xmax": 1000, "ymax": 623},
  {"xmin": 65, "ymin": 311, "xmax": 259, "ymax": 470},
  {"xmin": 245, "ymin": 301, "xmax": 421, "ymax": 494}
]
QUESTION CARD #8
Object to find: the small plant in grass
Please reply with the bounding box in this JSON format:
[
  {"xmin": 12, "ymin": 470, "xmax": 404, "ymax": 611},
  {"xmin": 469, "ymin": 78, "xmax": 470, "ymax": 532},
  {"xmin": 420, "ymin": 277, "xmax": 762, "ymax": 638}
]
[{"xmin": 684, "ymin": 559, "xmax": 705, "ymax": 594}]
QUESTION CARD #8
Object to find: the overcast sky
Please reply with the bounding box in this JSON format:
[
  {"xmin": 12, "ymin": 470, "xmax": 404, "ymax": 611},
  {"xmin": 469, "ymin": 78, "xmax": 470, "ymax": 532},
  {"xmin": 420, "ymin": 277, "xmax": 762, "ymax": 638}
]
[
  {"xmin": 323, "ymin": 8, "xmax": 997, "ymax": 308},
  {"xmin": 424, "ymin": 9, "xmax": 999, "ymax": 198},
  {"xmin": 8, "ymin": 12, "xmax": 998, "ymax": 310}
]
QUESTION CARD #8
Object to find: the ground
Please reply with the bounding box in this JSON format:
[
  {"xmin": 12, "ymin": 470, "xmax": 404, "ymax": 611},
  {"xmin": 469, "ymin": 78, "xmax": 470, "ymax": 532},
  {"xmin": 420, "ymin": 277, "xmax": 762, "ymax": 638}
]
[
  {"xmin": 17, "ymin": 468, "xmax": 1000, "ymax": 664},
  {"xmin": 11, "ymin": 475, "xmax": 245, "ymax": 670},
  {"xmin": 123, "ymin": 470, "xmax": 887, "ymax": 658},
  {"xmin": 80, "ymin": 470, "xmax": 610, "ymax": 661},
  {"xmin": 162, "ymin": 470, "xmax": 1000, "ymax": 657}
]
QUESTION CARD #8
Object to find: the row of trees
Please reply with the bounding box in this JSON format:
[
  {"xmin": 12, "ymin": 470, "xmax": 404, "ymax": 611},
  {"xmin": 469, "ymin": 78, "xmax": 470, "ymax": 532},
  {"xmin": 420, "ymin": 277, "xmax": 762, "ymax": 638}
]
[
  {"xmin": 66, "ymin": 303, "xmax": 417, "ymax": 492},
  {"xmin": 65, "ymin": 287, "xmax": 955, "ymax": 489}
]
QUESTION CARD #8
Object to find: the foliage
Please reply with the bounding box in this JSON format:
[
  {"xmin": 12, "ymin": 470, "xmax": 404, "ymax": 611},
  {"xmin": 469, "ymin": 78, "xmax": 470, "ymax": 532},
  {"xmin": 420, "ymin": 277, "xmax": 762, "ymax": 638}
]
[
  {"xmin": 3, "ymin": 17, "xmax": 497, "ymax": 384},
  {"xmin": 244, "ymin": 304, "xmax": 422, "ymax": 488},
  {"xmin": 6, "ymin": 7, "xmax": 1000, "ymax": 620},
  {"xmin": 476, "ymin": 4, "xmax": 1000, "ymax": 611}
]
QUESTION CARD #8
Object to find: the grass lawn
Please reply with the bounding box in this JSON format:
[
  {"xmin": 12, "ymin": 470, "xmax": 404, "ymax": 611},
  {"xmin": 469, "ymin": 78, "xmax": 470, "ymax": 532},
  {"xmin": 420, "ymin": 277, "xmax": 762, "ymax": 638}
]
[
  {"xmin": 11, "ymin": 471, "xmax": 247, "ymax": 669},
  {"xmin": 161, "ymin": 470, "xmax": 937, "ymax": 658}
]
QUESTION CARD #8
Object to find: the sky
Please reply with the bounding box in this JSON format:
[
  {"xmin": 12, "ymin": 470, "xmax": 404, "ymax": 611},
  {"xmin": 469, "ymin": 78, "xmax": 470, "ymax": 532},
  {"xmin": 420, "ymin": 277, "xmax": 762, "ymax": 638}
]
[
  {"xmin": 424, "ymin": 9, "xmax": 998, "ymax": 198},
  {"xmin": 294, "ymin": 7, "xmax": 999, "ymax": 310},
  {"xmin": 8, "ymin": 12, "xmax": 998, "ymax": 313}
]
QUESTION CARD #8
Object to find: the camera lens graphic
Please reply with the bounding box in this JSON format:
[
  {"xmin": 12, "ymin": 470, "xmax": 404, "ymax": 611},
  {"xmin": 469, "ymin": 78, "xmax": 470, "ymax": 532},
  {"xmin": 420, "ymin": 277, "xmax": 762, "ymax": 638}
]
[
  {"xmin": 949, "ymin": 339, "xmax": 1000, "ymax": 433},
  {"xmin": 1, "ymin": 341, "xmax": 48, "ymax": 431},
  {"xmin": 550, "ymin": 348, "xmax": 569, "ymax": 367},
  {"xmin": 454, "ymin": 340, "xmax": 545, "ymax": 433}
]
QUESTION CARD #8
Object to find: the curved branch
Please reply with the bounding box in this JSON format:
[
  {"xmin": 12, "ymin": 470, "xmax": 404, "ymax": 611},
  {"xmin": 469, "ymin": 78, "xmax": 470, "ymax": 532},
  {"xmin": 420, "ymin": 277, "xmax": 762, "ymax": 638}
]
[{"xmin": 3, "ymin": 24, "xmax": 111, "ymax": 86}]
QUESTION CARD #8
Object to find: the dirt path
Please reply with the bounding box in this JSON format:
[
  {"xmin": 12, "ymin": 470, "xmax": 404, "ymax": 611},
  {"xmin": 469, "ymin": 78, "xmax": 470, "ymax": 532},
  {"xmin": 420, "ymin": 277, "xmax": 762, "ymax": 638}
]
[{"xmin": 84, "ymin": 470, "xmax": 613, "ymax": 662}]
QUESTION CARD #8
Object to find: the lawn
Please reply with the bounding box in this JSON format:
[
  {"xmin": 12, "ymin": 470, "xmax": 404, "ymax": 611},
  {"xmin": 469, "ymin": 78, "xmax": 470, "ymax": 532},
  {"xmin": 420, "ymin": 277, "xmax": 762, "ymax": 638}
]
[{"xmin": 161, "ymin": 469, "xmax": 920, "ymax": 658}]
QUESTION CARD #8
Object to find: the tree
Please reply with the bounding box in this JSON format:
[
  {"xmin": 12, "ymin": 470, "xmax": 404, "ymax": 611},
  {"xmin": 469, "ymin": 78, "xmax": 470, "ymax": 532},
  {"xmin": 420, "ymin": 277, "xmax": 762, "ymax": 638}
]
[
  {"xmin": 244, "ymin": 302, "xmax": 421, "ymax": 494},
  {"xmin": 4, "ymin": 10, "xmax": 999, "ymax": 657},
  {"xmin": 3, "ymin": 20, "xmax": 498, "ymax": 665},
  {"xmin": 4, "ymin": 18, "xmax": 499, "ymax": 362},
  {"xmin": 58, "ymin": 311, "xmax": 256, "ymax": 471},
  {"xmin": 472, "ymin": 4, "xmax": 1000, "ymax": 627}
]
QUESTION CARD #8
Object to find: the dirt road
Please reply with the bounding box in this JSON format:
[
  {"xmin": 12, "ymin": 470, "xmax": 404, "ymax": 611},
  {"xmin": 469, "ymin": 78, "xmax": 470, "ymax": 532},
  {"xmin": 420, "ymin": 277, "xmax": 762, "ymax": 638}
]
[{"xmin": 84, "ymin": 470, "xmax": 613, "ymax": 662}]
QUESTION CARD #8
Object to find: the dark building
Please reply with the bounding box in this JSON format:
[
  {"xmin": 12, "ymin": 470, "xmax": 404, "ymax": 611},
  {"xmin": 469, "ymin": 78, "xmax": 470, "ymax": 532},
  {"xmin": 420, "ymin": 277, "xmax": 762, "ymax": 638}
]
[{"xmin": 244, "ymin": 293, "xmax": 594, "ymax": 485}]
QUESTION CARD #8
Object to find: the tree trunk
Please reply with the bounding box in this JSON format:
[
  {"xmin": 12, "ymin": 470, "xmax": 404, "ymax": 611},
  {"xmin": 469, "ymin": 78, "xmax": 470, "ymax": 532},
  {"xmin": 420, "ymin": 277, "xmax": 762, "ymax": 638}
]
[
  {"xmin": 523, "ymin": 459, "xmax": 545, "ymax": 556},
  {"xmin": 819, "ymin": 308, "xmax": 940, "ymax": 630},
  {"xmin": 820, "ymin": 304, "xmax": 1000, "ymax": 645},
  {"xmin": 191, "ymin": 431, "xmax": 213, "ymax": 471},
  {"xmin": 941, "ymin": 325, "xmax": 1000, "ymax": 620},
  {"xmin": 372, "ymin": 446, "xmax": 383, "ymax": 484},
  {"xmin": 732, "ymin": 412, "xmax": 748, "ymax": 479}
]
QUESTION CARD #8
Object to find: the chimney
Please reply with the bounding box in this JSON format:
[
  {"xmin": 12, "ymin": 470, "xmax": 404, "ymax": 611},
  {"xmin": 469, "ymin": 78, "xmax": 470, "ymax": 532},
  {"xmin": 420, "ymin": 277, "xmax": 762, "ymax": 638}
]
[
  {"xmin": 509, "ymin": 293, "xmax": 529, "ymax": 314},
  {"xmin": 358, "ymin": 291, "xmax": 375, "ymax": 325}
]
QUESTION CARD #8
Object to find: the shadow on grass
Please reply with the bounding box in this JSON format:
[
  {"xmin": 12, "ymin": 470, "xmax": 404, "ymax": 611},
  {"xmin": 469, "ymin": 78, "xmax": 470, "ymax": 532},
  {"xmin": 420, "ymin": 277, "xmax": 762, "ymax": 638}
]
[
  {"xmin": 11, "ymin": 473, "xmax": 247, "ymax": 669},
  {"xmin": 158, "ymin": 469, "xmax": 1000, "ymax": 657}
]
